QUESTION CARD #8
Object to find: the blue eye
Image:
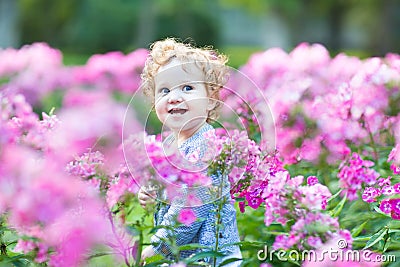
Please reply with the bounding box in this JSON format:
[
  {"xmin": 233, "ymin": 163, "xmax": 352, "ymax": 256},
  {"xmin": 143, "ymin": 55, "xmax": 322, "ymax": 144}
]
[
  {"xmin": 160, "ymin": 88, "xmax": 170, "ymax": 94},
  {"xmin": 182, "ymin": 85, "xmax": 193, "ymax": 92}
]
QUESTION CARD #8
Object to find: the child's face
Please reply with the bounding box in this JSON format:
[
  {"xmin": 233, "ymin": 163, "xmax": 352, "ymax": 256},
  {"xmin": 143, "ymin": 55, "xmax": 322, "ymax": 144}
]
[{"xmin": 154, "ymin": 58, "xmax": 215, "ymax": 139}]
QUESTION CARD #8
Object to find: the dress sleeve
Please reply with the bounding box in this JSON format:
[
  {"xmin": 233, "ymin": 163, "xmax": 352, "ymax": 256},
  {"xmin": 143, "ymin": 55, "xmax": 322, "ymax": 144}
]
[{"xmin": 150, "ymin": 201, "xmax": 214, "ymax": 257}]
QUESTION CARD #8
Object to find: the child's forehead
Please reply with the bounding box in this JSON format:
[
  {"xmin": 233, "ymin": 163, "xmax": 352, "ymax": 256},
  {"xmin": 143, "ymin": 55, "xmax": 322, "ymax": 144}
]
[{"xmin": 155, "ymin": 58, "xmax": 205, "ymax": 84}]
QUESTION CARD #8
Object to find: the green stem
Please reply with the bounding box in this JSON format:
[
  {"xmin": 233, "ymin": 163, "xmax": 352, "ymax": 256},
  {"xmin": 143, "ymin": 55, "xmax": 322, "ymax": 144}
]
[
  {"xmin": 135, "ymin": 227, "xmax": 143, "ymax": 267},
  {"xmin": 213, "ymin": 175, "xmax": 226, "ymax": 267},
  {"xmin": 0, "ymin": 216, "xmax": 6, "ymax": 256}
]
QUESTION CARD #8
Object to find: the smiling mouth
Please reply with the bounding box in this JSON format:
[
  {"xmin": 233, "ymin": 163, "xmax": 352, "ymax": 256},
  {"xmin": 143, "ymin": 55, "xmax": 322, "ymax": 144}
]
[{"xmin": 168, "ymin": 108, "xmax": 187, "ymax": 114}]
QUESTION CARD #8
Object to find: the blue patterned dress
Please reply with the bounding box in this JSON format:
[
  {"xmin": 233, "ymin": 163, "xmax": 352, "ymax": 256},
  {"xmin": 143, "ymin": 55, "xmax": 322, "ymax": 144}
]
[{"xmin": 150, "ymin": 123, "xmax": 242, "ymax": 266}]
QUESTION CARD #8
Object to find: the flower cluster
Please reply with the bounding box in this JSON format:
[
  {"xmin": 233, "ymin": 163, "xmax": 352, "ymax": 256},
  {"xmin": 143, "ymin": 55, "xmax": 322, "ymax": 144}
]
[
  {"xmin": 273, "ymin": 213, "xmax": 352, "ymax": 251},
  {"xmin": 231, "ymin": 43, "xmax": 400, "ymax": 165},
  {"xmin": 388, "ymin": 144, "xmax": 400, "ymax": 174},
  {"xmin": 0, "ymin": 43, "xmax": 147, "ymax": 106},
  {"xmin": 1, "ymin": 41, "xmax": 400, "ymax": 266},
  {"xmin": 338, "ymin": 153, "xmax": 380, "ymax": 200},
  {"xmin": 123, "ymin": 133, "xmax": 211, "ymax": 205},
  {"xmin": 361, "ymin": 171, "xmax": 400, "ymax": 220},
  {"xmin": 66, "ymin": 151, "xmax": 105, "ymax": 179},
  {"xmin": 204, "ymin": 129, "xmax": 349, "ymax": 252},
  {"xmin": 0, "ymin": 60, "xmax": 145, "ymax": 266}
]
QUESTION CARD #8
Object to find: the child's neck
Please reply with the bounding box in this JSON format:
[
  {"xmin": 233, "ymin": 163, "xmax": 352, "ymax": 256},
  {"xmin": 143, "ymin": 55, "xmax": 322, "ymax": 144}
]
[{"xmin": 173, "ymin": 122, "xmax": 206, "ymax": 147}]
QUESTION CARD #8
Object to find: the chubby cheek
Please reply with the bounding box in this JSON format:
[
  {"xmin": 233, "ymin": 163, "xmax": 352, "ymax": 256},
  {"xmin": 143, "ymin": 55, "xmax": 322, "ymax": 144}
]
[{"xmin": 154, "ymin": 102, "xmax": 167, "ymax": 123}]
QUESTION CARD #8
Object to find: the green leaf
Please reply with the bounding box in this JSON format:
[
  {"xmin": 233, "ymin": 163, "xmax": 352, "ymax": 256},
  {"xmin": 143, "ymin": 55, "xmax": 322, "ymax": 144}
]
[
  {"xmin": 264, "ymin": 231, "xmax": 289, "ymax": 236},
  {"xmin": 231, "ymin": 240, "xmax": 266, "ymax": 248},
  {"xmin": 218, "ymin": 257, "xmax": 242, "ymax": 266},
  {"xmin": 183, "ymin": 251, "xmax": 224, "ymax": 264},
  {"xmin": 364, "ymin": 228, "xmax": 388, "ymax": 250},
  {"xmin": 125, "ymin": 224, "xmax": 140, "ymax": 236},
  {"xmin": 179, "ymin": 243, "xmax": 209, "ymax": 251},
  {"xmin": 351, "ymin": 221, "xmax": 368, "ymax": 237},
  {"xmin": 142, "ymin": 254, "xmax": 165, "ymax": 265},
  {"xmin": 352, "ymin": 236, "xmax": 371, "ymax": 243},
  {"xmin": 327, "ymin": 189, "xmax": 342, "ymax": 202},
  {"xmin": 10, "ymin": 258, "xmax": 31, "ymax": 267},
  {"xmin": 87, "ymin": 252, "xmax": 113, "ymax": 260},
  {"xmin": 373, "ymin": 206, "xmax": 393, "ymax": 217},
  {"xmin": 328, "ymin": 193, "xmax": 347, "ymax": 217},
  {"xmin": 383, "ymin": 237, "xmax": 391, "ymax": 253}
]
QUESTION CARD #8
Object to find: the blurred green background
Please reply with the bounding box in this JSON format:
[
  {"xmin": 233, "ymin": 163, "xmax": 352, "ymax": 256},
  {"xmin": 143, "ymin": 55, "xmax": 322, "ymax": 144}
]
[{"xmin": 1, "ymin": 0, "xmax": 400, "ymax": 67}]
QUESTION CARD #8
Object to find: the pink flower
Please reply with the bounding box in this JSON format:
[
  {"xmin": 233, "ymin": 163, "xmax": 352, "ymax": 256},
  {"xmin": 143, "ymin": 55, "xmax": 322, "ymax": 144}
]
[
  {"xmin": 381, "ymin": 185, "xmax": 395, "ymax": 195},
  {"xmin": 392, "ymin": 210, "xmax": 400, "ymax": 220},
  {"xmin": 379, "ymin": 199, "xmax": 392, "ymax": 214},
  {"xmin": 187, "ymin": 148, "xmax": 200, "ymax": 163},
  {"xmin": 177, "ymin": 209, "xmax": 197, "ymax": 226},
  {"xmin": 361, "ymin": 187, "xmax": 381, "ymax": 203},
  {"xmin": 388, "ymin": 144, "xmax": 400, "ymax": 163},
  {"xmin": 66, "ymin": 151, "xmax": 104, "ymax": 179},
  {"xmin": 377, "ymin": 176, "xmax": 391, "ymax": 187},
  {"xmin": 273, "ymin": 235, "xmax": 290, "ymax": 250},
  {"xmin": 390, "ymin": 199, "xmax": 400, "ymax": 214},
  {"xmin": 390, "ymin": 163, "xmax": 400, "ymax": 174},
  {"xmin": 307, "ymin": 236, "xmax": 322, "ymax": 248},
  {"xmin": 298, "ymin": 184, "xmax": 332, "ymax": 210},
  {"xmin": 307, "ymin": 176, "xmax": 319, "ymax": 186},
  {"xmin": 338, "ymin": 153, "xmax": 380, "ymax": 201},
  {"xmin": 13, "ymin": 239, "xmax": 36, "ymax": 254},
  {"xmin": 245, "ymin": 192, "xmax": 263, "ymax": 209},
  {"xmin": 394, "ymin": 183, "xmax": 400, "ymax": 193}
]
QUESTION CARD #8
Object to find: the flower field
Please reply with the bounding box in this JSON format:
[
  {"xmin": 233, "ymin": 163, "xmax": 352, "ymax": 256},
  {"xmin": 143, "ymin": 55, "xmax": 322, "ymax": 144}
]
[{"xmin": 0, "ymin": 43, "xmax": 399, "ymax": 266}]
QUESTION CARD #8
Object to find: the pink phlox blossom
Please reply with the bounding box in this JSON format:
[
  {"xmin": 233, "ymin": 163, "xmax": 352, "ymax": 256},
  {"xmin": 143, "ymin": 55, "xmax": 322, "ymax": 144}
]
[
  {"xmin": 66, "ymin": 151, "xmax": 104, "ymax": 179},
  {"xmin": 379, "ymin": 199, "xmax": 392, "ymax": 214},
  {"xmin": 388, "ymin": 144, "xmax": 400, "ymax": 163},
  {"xmin": 287, "ymin": 175, "xmax": 303, "ymax": 188},
  {"xmin": 381, "ymin": 185, "xmax": 395, "ymax": 196},
  {"xmin": 73, "ymin": 49, "xmax": 147, "ymax": 93},
  {"xmin": 272, "ymin": 234, "xmax": 291, "ymax": 250},
  {"xmin": 187, "ymin": 148, "xmax": 200, "ymax": 163},
  {"xmin": 394, "ymin": 183, "xmax": 400, "ymax": 194},
  {"xmin": 390, "ymin": 199, "xmax": 400, "ymax": 214},
  {"xmin": 307, "ymin": 236, "xmax": 323, "ymax": 248},
  {"xmin": 377, "ymin": 176, "xmax": 391, "ymax": 187},
  {"xmin": 298, "ymin": 183, "xmax": 332, "ymax": 210},
  {"xmin": 361, "ymin": 187, "xmax": 381, "ymax": 203},
  {"xmin": 177, "ymin": 209, "xmax": 197, "ymax": 226},
  {"xmin": 106, "ymin": 171, "xmax": 139, "ymax": 209},
  {"xmin": 40, "ymin": 112, "xmax": 60, "ymax": 130},
  {"xmin": 307, "ymin": 176, "xmax": 319, "ymax": 186},
  {"xmin": 390, "ymin": 164, "xmax": 400, "ymax": 175},
  {"xmin": 338, "ymin": 153, "xmax": 380, "ymax": 200},
  {"xmin": 245, "ymin": 189, "xmax": 263, "ymax": 210},
  {"xmin": 13, "ymin": 239, "xmax": 37, "ymax": 254}
]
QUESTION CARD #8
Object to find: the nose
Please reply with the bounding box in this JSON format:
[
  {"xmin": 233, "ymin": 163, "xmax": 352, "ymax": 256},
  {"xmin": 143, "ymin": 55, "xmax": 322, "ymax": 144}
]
[{"xmin": 168, "ymin": 89, "xmax": 183, "ymax": 104}]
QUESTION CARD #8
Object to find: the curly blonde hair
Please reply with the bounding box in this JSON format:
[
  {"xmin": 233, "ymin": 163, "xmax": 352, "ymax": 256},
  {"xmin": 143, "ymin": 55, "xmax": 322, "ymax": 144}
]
[{"xmin": 140, "ymin": 38, "xmax": 229, "ymax": 122}]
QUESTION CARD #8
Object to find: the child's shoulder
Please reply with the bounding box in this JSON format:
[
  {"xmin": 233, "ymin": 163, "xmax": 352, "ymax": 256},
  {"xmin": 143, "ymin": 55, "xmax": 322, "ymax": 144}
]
[{"xmin": 179, "ymin": 123, "xmax": 214, "ymax": 155}]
